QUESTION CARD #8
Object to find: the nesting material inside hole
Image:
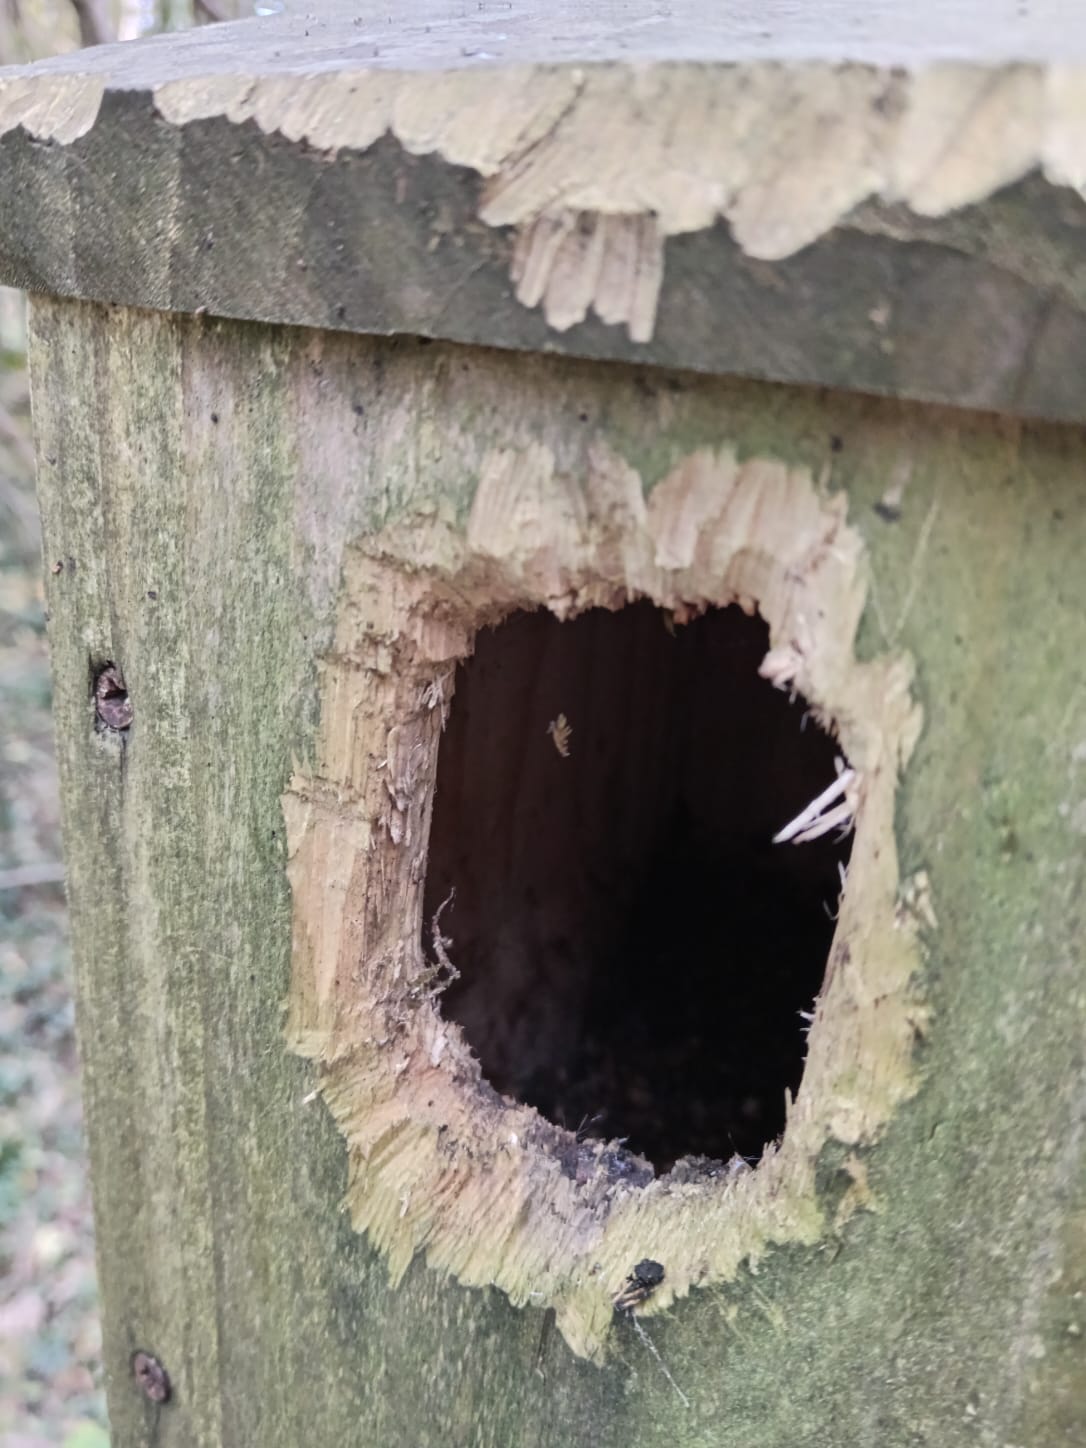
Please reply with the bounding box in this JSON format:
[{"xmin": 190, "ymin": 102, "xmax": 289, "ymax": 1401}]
[{"xmin": 424, "ymin": 600, "xmax": 853, "ymax": 1174}]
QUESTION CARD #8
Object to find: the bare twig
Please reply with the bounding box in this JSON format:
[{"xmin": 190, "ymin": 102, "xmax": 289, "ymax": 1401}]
[
  {"xmin": 68, "ymin": 0, "xmax": 115, "ymax": 47},
  {"xmin": 194, "ymin": 0, "xmax": 229, "ymax": 23},
  {"xmin": 0, "ymin": 861, "xmax": 65, "ymax": 891}
]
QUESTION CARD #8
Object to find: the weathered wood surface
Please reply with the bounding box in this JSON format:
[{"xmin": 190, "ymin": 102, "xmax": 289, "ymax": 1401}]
[
  {"xmin": 31, "ymin": 295, "xmax": 1086, "ymax": 1446},
  {"xmin": 4, "ymin": 3, "xmax": 1086, "ymax": 419},
  {"xmin": 12, "ymin": 7, "xmax": 1086, "ymax": 1444}
]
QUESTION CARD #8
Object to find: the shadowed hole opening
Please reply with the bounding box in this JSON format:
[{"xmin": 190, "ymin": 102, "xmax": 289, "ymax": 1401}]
[{"xmin": 423, "ymin": 600, "xmax": 852, "ymax": 1174}]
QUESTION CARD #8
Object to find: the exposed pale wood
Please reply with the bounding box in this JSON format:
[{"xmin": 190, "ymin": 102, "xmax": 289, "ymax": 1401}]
[
  {"xmin": 31, "ymin": 296, "xmax": 1086, "ymax": 1446},
  {"xmin": 281, "ymin": 434, "xmax": 923, "ymax": 1362},
  {"xmin": 3, "ymin": 5, "xmax": 1086, "ymax": 418}
]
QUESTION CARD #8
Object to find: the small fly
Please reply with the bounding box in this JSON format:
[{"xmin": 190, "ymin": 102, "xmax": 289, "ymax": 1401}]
[{"xmin": 613, "ymin": 1258, "xmax": 665, "ymax": 1315}]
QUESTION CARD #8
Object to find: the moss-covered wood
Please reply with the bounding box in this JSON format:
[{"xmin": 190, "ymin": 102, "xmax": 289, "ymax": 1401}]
[
  {"xmin": 30, "ymin": 296, "xmax": 1086, "ymax": 1447},
  {"xmin": 5, "ymin": 8, "xmax": 1086, "ymax": 421}
]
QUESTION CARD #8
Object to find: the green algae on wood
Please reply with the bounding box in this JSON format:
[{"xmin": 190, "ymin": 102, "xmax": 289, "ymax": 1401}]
[{"xmin": 29, "ymin": 297, "xmax": 1086, "ymax": 1445}]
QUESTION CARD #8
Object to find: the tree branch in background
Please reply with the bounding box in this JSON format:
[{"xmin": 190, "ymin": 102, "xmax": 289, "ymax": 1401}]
[
  {"xmin": 68, "ymin": 0, "xmax": 114, "ymax": 47},
  {"xmin": 194, "ymin": 0, "xmax": 228, "ymax": 22}
]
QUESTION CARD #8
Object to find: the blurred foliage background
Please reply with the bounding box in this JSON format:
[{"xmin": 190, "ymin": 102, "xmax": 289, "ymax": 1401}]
[
  {"xmin": 0, "ymin": 281, "xmax": 103, "ymax": 1448},
  {"xmin": 1, "ymin": 5, "xmax": 242, "ymax": 1443},
  {"xmin": 1, "ymin": 0, "xmax": 244, "ymax": 59}
]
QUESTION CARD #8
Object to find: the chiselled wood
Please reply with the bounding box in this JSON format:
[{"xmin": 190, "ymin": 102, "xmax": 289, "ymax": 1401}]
[
  {"xmin": 10, "ymin": 5, "xmax": 1086, "ymax": 1445},
  {"xmin": 3, "ymin": 3, "xmax": 1086, "ymax": 419}
]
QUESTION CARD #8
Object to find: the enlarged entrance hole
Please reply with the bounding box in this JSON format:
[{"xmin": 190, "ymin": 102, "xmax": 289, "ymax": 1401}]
[{"xmin": 424, "ymin": 600, "xmax": 853, "ymax": 1174}]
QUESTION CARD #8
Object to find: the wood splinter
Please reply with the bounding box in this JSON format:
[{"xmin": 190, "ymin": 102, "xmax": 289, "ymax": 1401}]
[
  {"xmin": 773, "ymin": 759, "xmax": 858, "ymax": 845},
  {"xmin": 547, "ymin": 713, "xmax": 572, "ymax": 757}
]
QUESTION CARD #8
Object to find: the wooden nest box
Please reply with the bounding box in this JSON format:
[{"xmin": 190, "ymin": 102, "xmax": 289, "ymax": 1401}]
[{"xmin": 1, "ymin": 5, "xmax": 1084, "ymax": 1444}]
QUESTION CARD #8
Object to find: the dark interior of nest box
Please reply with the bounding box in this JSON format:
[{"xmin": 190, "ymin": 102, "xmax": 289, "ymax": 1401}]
[{"xmin": 423, "ymin": 600, "xmax": 853, "ymax": 1175}]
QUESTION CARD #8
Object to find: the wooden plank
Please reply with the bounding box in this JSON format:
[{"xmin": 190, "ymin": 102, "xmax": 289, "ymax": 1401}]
[
  {"xmin": 31, "ymin": 295, "xmax": 1086, "ymax": 1446},
  {"xmin": 3, "ymin": 6, "xmax": 1086, "ymax": 419}
]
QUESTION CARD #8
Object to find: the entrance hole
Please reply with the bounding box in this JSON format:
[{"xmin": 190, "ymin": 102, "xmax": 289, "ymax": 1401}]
[{"xmin": 423, "ymin": 601, "xmax": 852, "ymax": 1174}]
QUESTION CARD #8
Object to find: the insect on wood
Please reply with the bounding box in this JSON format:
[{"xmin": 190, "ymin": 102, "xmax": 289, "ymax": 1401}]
[{"xmin": 613, "ymin": 1259, "xmax": 665, "ymax": 1315}]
